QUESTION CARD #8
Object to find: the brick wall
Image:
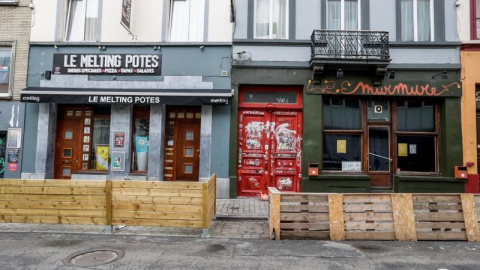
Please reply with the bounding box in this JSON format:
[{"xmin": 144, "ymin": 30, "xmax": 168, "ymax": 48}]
[{"xmin": 0, "ymin": 0, "xmax": 32, "ymax": 101}]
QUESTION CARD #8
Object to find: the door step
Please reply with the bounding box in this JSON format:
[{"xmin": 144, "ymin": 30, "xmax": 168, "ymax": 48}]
[{"xmin": 371, "ymin": 189, "xmax": 393, "ymax": 193}]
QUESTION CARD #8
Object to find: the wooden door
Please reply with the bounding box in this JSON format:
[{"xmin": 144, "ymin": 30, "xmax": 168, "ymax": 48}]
[
  {"xmin": 237, "ymin": 109, "xmax": 302, "ymax": 196},
  {"xmin": 477, "ymin": 112, "xmax": 480, "ymax": 175},
  {"xmin": 54, "ymin": 117, "xmax": 83, "ymax": 179},
  {"xmin": 367, "ymin": 125, "xmax": 392, "ymax": 188},
  {"xmin": 164, "ymin": 107, "xmax": 201, "ymax": 181}
]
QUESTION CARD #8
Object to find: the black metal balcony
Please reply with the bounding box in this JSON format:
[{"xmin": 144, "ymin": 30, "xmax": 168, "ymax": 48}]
[{"xmin": 311, "ymin": 30, "xmax": 390, "ymax": 61}]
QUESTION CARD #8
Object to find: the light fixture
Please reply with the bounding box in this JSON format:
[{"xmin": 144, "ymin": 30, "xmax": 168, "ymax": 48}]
[
  {"xmin": 54, "ymin": 45, "xmax": 58, "ymax": 49},
  {"xmin": 98, "ymin": 46, "xmax": 106, "ymax": 50},
  {"xmin": 387, "ymin": 71, "xmax": 395, "ymax": 79},
  {"xmin": 432, "ymin": 71, "xmax": 448, "ymax": 80},
  {"xmin": 199, "ymin": 46, "xmax": 205, "ymax": 51},
  {"xmin": 336, "ymin": 69, "xmax": 344, "ymax": 79},
  {"xmin": 153, "ymin": 46, "xmax": 161, "ymax": 51}
]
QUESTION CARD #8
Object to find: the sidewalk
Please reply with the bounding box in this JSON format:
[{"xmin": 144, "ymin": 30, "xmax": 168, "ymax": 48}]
[{"xmin": 0, "ymin": 198, "xmax": 269, "ymax": 239}]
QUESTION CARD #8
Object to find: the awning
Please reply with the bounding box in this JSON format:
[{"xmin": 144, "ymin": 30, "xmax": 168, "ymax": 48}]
[{"xmin": 20, "ymin": 87, "xmax": 233, "ymax": 105}]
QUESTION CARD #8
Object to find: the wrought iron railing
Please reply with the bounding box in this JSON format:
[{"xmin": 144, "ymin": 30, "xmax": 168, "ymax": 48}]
[{"xmin": 311, "ymin": 30, "xmax": 390, "ymax": 61}]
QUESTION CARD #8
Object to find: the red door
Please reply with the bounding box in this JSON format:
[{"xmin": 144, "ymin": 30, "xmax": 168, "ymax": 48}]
[{"xmin": 237, "ymin": 109, "xmax": 302, "ymax": 196}]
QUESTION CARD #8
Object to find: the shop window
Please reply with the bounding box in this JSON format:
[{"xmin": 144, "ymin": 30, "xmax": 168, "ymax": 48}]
[
  {"xmin": 396, "ymin": 101, "xmax": 437, "ymax": 173},
  {"xmin": 327, "ymin": 0, "xmax": 360, "ymax": 30},
  {"xmin": 0, "ymin": 46, "xmax": 13, "ymax": 97},
  {"xmin": 132, "ymin": 106, "xmax": 150, "ymax": 172},
  {"xmin": 399, "ymin": 0, "xmax": 434, "ymax": 41},
  {"xmin": 322, "ymin": 98, "xmax": 362, "ymax": 171},
  {"xmin": 254, "ymin": 0, "xmax": 289, "ymax": 39},
  {"xmin": 169, "ymin": 0, "xmax": 205, "ymax": 42},
  {"xmin": 472, "ymin": 0, "xmax": 480, "ymax": 39},
  {"xmin": 91, "ymin": 118, "xmax": 110, "ymax": 170},
  {"xmin": 65, "ymin": 0, "xmax": 98, "ymax": 41}
]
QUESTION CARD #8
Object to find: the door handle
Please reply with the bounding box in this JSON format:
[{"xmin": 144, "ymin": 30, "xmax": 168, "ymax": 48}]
[{"xmin": 76, "ymin": 159, "xmax": 79, "ymax": 163}]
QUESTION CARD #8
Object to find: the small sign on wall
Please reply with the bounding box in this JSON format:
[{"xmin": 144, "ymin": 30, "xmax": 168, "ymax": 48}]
[
  {"xmin": 114, "ymin": 131, "xmax": 126, "ymax": 149},
  {"xmin": 111, "ymin": 151, "xmax": 125, "ymax": 171},
  {"xmin": 7, "ymin": 128, "xmax": 21, "ymax": 148}
]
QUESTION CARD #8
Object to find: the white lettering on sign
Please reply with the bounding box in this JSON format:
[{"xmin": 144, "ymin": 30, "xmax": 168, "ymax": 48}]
[{"xmin": 88, "ymin": 96, "xmax": 161, "ymax": 104}]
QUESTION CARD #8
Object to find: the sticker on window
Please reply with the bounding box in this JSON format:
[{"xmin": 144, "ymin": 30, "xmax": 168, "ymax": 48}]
[
  {"xmin": 337, "ymin": 140, "xmax": 346, "ymax": 154},
  {"xmin": 342, "ymin": 161, "xmax": 361, "ymax": 172},
  {"xmin": 398, "ymin": 143, "xmax": 408, "ymax": 157}
]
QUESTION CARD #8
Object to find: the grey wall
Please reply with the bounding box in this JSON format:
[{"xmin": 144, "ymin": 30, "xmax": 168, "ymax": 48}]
[
  {"xmin": 22, "ymin": 103, "xmax": 38, "ymax": 173},
  {"xmin": 296, "ymin": 0, "xmax": 321, "ymax": 39},
  {"xmin": 370, "ymin": 0, "xmax": 397, "ymax": 40},
  {"xmin": 445, "ymin": 0, "xmax": 459, "ymax": 42},
  {"xmin": 211, "ymin": 105, "xmax": 230, "ymax": 178}
]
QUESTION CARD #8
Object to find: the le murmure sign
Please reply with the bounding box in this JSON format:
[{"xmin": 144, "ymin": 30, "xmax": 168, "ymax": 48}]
[{"xmin": 53, "ymin": 54, "xmax": 162, "ymax": 75}]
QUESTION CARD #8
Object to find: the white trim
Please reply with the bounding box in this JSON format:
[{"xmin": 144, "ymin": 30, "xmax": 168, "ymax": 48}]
[
  {"xmin": 413, "ymin": 0, "xmax": 418, "ymax": 41},
  {"xmin": 430, "ymin": 0, "xmax": 434, "ymax": 42},
  {"xmin": 21, "ymin": 91, "xmax": 233, "ymax": 97}
]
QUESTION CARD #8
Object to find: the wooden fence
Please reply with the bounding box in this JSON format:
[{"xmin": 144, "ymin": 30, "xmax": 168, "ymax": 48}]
[
  {"xmin": 269, "ymin": 187, "xmax": 480, "ymax": 241},
  {"xmin": 0, "ymin": 174, "xmax": 216, "ymax": 232}
]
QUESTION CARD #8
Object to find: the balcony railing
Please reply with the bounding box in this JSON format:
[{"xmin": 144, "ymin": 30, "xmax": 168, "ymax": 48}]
[{"xmin": 311, "ymin": 30, "xmax": 390, "ymax": 61}]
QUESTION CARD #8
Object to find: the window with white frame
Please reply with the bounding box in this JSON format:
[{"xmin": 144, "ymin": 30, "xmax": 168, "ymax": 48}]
[
  {"xmin": 169, "ymin": 0, "xmax": 205, "ymax": 42},
  {"xmin": 254, "ymin": 0, "xmax": 289, "ymax": 39},
  {"xmin": 327, "ymin": 0, "xmax": 361, "ymax": 30},
  {"xmin": 65, "ymin": 0, "xmax": 99, "ymax": 42},
  {"xmin": 0, "ymin": 45, "xmax": 13, "ymax": 97},
  {"xmin": 400, "ymin": 0, "xmax": 434, "ymax": 41}
]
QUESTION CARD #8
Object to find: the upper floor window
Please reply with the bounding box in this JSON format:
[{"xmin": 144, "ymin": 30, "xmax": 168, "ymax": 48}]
[
  {"xmin": 169, "ymin": 0, "xmax": 205, "ymax": 42},
  {"xmin": 65, "ymin": 0, "xmax": 99, "ymax": 42},
  {"xmin": 399, "ymin": 0, "xmax": 434, "ymax": 41},
  {"xmin": 0, "ymin": 45, "xmax": 13, "ymax": 98},
  {"xmin": 254, "ymin": 0, "xmax": 289, "ymax": 39},
  {"xmin": 327, "ymin": 0, "xmax": 361, "ymax": 30},
  {"xmin": 472, "ymin": 0, "xmax": 480, "ymax": 39}
]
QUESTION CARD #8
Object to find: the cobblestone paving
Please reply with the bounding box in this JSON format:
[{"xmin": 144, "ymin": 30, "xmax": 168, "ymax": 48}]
[
  {"xmin": 216, "ymin": 198, "xmax": 268, "ymax": 218},
  {"xmin": 0, "ymin": 199, "xmax": 270, "ymax": 239}
]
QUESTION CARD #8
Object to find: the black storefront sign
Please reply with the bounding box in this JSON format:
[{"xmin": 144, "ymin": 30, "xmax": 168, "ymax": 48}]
[
  {"xmin": 121, "ymin": 0, "xmax": 132, "ymax": 32},
  {"xmin": 53, "ymin": 54, "xmax": 161, "ymax": 75}
]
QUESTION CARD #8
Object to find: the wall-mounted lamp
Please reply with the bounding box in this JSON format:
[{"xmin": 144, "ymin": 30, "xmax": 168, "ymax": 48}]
[
  {"xmin": 98, "ymin": 46, "xmax": 106, "ymax": 51},
  {"xmin": 386, "ymin": 71, "xmax": 395, "ymax": 79},
  {"xmin": 54, "ymin": 45, "xmax": 58, "ymax": 49},
  {"xmin": 432, "ymin": 71, "xmax": 448, "ymax": 80},
  {"xmin": 42, "ymin": 70, "xmax": 52, "ymax": 80},
  {"xmin": 153, "ymin": 46, "xmax": 161, "ymax": 51},
  {"xmin": 199, "ymin": 46, "xmax": 205, "ymax": 51},
  {"xmin": 336, "ymin": 69, "xmax": 344, "ymax": 79}
]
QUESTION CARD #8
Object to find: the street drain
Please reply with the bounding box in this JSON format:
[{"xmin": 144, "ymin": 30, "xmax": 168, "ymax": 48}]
[{"xmin": 63, "ymin": 249, "xmax": 124, "ymax": 268}]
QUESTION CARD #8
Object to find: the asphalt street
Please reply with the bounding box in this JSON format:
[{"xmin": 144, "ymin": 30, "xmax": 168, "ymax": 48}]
[{"xmin": 0, "ymin": 231, "xmax": 479, "ymax": 270}]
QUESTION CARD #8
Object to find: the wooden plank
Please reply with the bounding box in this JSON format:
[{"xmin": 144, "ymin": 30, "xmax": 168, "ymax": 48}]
[
  {"xmin": 281, "ymin": 212, "xmax": 330, "ymax": 221},
  {"xmin": 111, "ymin": 180, "xmax": 203, "ymax": 190},
  {"xmin": 106, "ymin": 180, "xmax": 112, "ymax": 227},
  {"xmin": 417, "ymin": 232, "xmax": 467, "ymax": 241},
  {"xmin": 112, "ymin": 203, "xmax": 203, "ymax": 213},
  {"xmin": 391, "ymin": 194, "xmax": 417, "ymax": 241},
  {"xmin": 344, "ymin": 212, "xmax": 393, "ymax": 222},
  {"xmin": 281, "ymin": 195, "xmax": 328, "ymax": 203},
  {"xmin": 0, "ymin": 186, "xmax": 105, "ymax": 195},
  {"xmin": 0, "ymin": 180, "xmax": 105, "ymax": 187},
  {"xmin": 414, "ymin": 212, "xmax": 465, "ymax": 222},
  {"xmin": 343, "ymin": 195, "xmax": 391, "ymax": 203},
  {"xmin": 0, "ymin": 201, "xmax": 106, "ymax": 210},
  {"xmin": 269, "ymin": 187, "xmax": 281, "ymax": 240},
  {"xmin": 0, "ymin": 215, "xmax": 105, "ymax": 225},
  {"xmin": 461, "ymin": 194, "xmax": 480, "ymax": 242},
  {"xmin": 280, "ymin": 222, "xmax": 330, "ymax": 231},
  {"xmin": 0, "ymin": 194, "xmax": 106, "ymax": 202},
  {"xmin": 111, "ymin": 188, "xmax": 203, "ymax": 197},
  {"xmin": 413, "ymin": 203, "xmax": 463, "ymax": 211},
  {"xmin": 329, "ymin": 194, "xmax": 345, "ymax": 241},
  {"xmin": 112, "ymin": 210, "xmax": 202, "ymax": 220},
  {"xmin": 281, "ymin": 204, "xmax": 329, "ymax": 213},
  {"xmin": 202, "ymin": 181, "xmax": 209, "ymax": 229},
  {"xmin": 345, "ymin": 231, "xmax": 395, "ymax": 240},
  {"xmin": 0, "ymin": 208, "xmax": 105, "ymax": 218},
  {"xmin": 412, "ymin": 195, "xmax": 462, "ymax": 203},
  {"xmin": 281, "ymin": 230, "xmax": 330, "ymax": 240},
  {"xmin": 112, "ymin": 195, "xmax": 203, "ymax": 205},
  {"xmin": 112, "ymin": 218, "xmax": 203, "ymax": 228},
  {"xmin": 343, "ymin": 204, "xmax": 392, "ymax": 212},
  {"xmin": 344, "ymin": 221, "xmax": 394, "ymax": 231},
  {"xmin": 415, "ymin": 222, "xmax": 466, "ymax": 229}
]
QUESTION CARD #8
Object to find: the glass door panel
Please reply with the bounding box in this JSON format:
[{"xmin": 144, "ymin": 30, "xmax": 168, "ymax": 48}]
[{"xmin": 368, "ymin": 127, "xmax": 390, "ymax": 172}]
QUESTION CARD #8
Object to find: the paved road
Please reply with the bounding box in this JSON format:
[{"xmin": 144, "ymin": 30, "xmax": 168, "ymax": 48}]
[{"xmin": 1, "ymin": 232, "xmax": 479, "ymax": 270}]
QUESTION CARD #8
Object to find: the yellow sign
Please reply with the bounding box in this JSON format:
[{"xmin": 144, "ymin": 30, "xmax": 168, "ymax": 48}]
[
  {"xmin": 96, "ymin": 145, "xmax": 109, "ymax": 170},
  {"xmin": 398, "ymin": 143, "xmax": 408, "ymax": 157},
  {"xmin": 337, "ymin": 140, "xmax": 347, "ymax": 154}
]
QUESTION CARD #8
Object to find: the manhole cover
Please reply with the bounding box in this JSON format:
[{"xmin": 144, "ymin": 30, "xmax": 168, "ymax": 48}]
[{"xmin": 63, "ymin": 249, "xmax": 124, "ymax": 267}]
